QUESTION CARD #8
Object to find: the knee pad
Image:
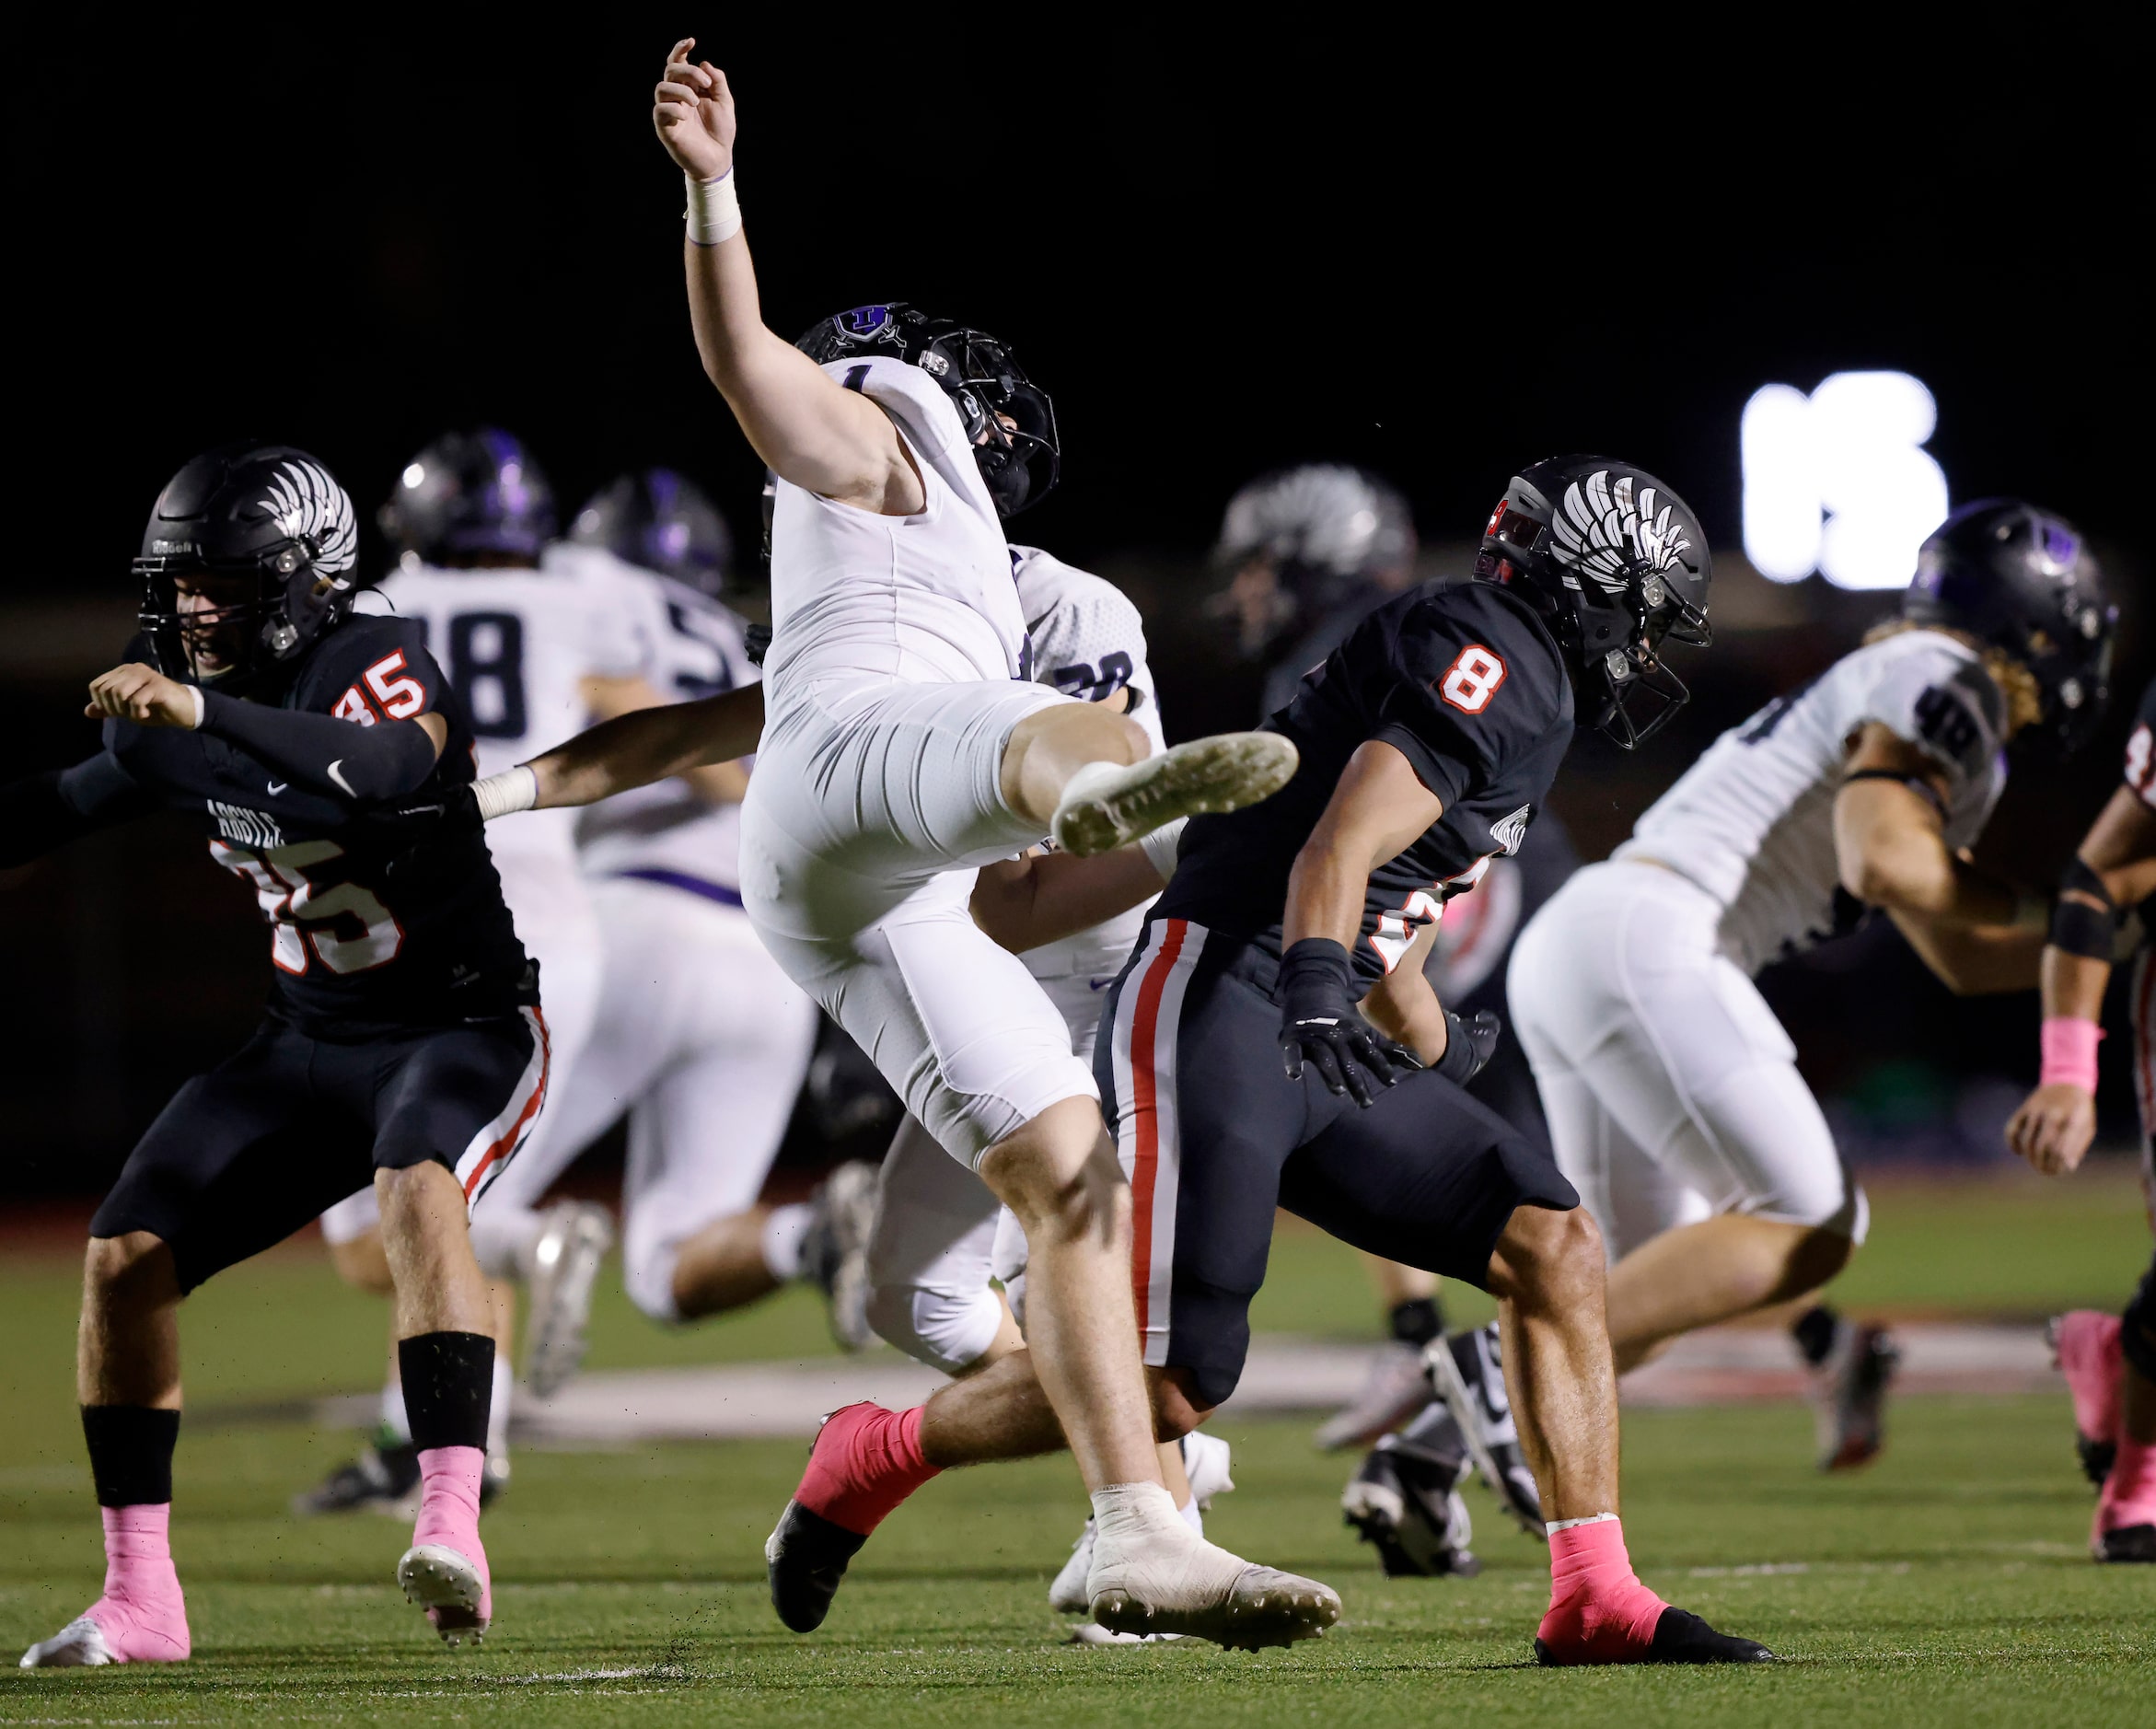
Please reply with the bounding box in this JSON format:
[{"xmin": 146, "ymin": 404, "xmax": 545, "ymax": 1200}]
[
  {"xmin": 864, "ymin": 1281, "xmax": 1003, "ymax": 1376},
  {"xmin": 2125, "ymin": 1257, "xmax": 2156, "ymax": 1386}
]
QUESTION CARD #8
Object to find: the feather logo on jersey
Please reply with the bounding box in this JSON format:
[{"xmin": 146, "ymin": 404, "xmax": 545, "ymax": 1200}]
[
  {"xmin": 1489, "ymin": 803, "xmax": 1532, "ymax": 856},
  {"xmin": 261, "ymin": 459, "xmax": 358, "ymax": 578},
  {"xmin": 1549, "ymin": 470, "xmax": 1691, "ymax": 596}
]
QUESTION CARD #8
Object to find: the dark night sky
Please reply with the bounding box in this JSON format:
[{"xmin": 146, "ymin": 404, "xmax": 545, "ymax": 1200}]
[{"xmin": 10, "ymin": 13, "xmax": 2149, "ymax": 597}]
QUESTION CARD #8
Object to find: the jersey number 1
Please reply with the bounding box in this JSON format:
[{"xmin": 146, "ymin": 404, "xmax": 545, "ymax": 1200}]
[{"xmin": 1438, "ymin": 644, "xmax": 1507, "ymax": 714}]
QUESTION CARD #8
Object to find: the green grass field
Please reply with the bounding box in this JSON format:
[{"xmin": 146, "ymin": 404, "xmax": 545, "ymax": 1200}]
[{"xmin": 4, "ymin": 1168, "xmax": 2152, "ymax": 1726}]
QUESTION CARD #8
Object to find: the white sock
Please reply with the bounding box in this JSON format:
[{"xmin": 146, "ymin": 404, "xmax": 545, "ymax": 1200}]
[
  {"xmin": 1177, "ymin": 1495, "xmax": 1204, "ymax": 1536},
  {"xmin": 378, "ymin": 1377, "xmax": 411, "ymax": 1446},
  {"xmin": 488, "ymin": 1352, "xmax": 514, "ymax": 1452},
  {"xmin": 760, "ymin": 1202, "xmax": 817, "ymax": 1282},
  {"xmin": 1089, "ymin": 1480, "xmax": 1187, "ymax": 1547},
  {"xmin": 469, "ymin": 1204, "xmax": 548, "ymax": 1281}
]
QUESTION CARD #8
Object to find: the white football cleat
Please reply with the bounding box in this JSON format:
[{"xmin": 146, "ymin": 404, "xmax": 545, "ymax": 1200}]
[
  {"xmin": 1050, "ymin": 734, "xmax": 1299, "ymax": 858},
  {"xmin": 399, "ymin": 1543, "xmax": 489, "ymax": 1647},
  {"xmin": 19, "ymin": 1616, "xmax": 115, "ymax": 1668},
  {"xmin": 1086, "ymin": 1486, "xmax": 1339, "ymax": 1651},
  {"xmin": 1179, "ymin": 1430, "xmax": 1235, "ymax": 1509},
  {"xmin": 523, "ymin": 1201, "xmax": 614, "ymax": 1399},
  {"xmin": 1049, "ymin": 1518, "xmax": 1097, "ymax": 1613}
]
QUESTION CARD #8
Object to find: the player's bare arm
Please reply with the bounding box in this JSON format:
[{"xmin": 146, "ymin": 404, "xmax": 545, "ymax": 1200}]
[
  {"xmin": 1834, "ymin": 723, "xmax": 2023, "ymax": 927},
  {"xmin": 490, "ymin": 681, "xmax": 765, "ymax": 815},
  {"xmin": 581, "ymin": 673, "xmax": 751, "ymax": 806},
  {"xmin": 2007, "ymin": 783, "xmax": 2156, "ymax": 1174},
  {"xmin": 1277, "ymin": 739, "xmax": 1445, "ymax": 1104},
  {"xmin": 1358, "ymin": 920, "xmax": 1451, "ymax": 1063},
  {"xmin": 969, "ymin": 844, "xmax": 1168, "ymax": 955},
  {"xmin": 1283, "ymin": 740, "xmax": 1445, "ymax": 949},
  {"xmin": 653, "ymin": 40, "xmax": 921, "ymax": 514}
]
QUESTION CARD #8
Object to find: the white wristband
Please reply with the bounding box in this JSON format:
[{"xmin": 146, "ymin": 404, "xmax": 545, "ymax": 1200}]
[
  {"xmin": 472, "ymin": 765, "xmax": 539, "ymax": 821},
  {"xmin": 185, "ymin": 684, "xmax": 206, "ymax": 730},
  {"xmin": 1138, "ymin": 817, "xmax": 1187, "ymax": 885},
  {"xmin": 685, "ymin": 168, "xmax": 741, "ymax": 246}
]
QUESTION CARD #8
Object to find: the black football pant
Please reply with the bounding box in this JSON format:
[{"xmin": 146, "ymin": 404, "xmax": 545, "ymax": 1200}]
[
  {"xmin": 1095, "ymin": 918, "xmax": 1578, "ymax": 1410},
  {"xmin": 92, "ymin": 1009, "xmax": 547, "ymax": 1293}
]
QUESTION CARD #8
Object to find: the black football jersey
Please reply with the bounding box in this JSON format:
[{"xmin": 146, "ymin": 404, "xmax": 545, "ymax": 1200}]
[
  {"xmin": 1159, "ymin": 578, "xmax": 1573, "ymax": 986},
  {"xmin": 92, "ymin": 617, "xmax": 532, "ymax": 1038}
]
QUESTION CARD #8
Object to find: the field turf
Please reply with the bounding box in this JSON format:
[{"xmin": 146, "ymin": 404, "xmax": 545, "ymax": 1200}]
[{"xmin": 3, "ymin": 1168, "xmax": 2151, "ymax": 1725}]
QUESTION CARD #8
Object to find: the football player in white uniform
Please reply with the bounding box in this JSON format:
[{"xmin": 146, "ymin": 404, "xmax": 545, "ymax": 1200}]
[
  {"xmin": 1507, "ymin": 500, "xmax": 2115, "ymax": 1468},
  {"xmin": 300, "ymin": 432, "xmax": 676, "ymax": 1514},
  {"xmin": 538, "ymin": 472, "xmax": 843, "ymax": 1345},
  {"xmin": 858, "ymin": 546, "xmax": 1234, "ymax": 1642},
  {"xmin": 463, "ymin": 41, "xmax": 1328, "ymax": 1649}
]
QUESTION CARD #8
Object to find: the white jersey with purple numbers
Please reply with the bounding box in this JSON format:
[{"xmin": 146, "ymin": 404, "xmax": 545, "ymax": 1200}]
[
  {"xmin": 1617, "ymin": 629, "xmax": 2008, "ymax": 975},
  {"xmin": 542, "ymin": 543, "xmax": 760, "ymax": 898},
  {"xmin": 762, "ymin": 353, "xmax": 1030, "ymax": 702},
  {"xmin": 1010, "ymin": 548, "xmax": 1167, "ymax": 1016},
  {"xmin": 369, "ymin": 557, "xmax": 644, "ymax": 866}
]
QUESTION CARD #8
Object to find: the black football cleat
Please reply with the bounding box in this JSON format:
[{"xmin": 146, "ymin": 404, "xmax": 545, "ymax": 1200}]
[
  {"xmin": 766, "ymin": 1500, "xmax": 868, "ymax": 1632},
  {"xmin": 291, "ymin": 1435, "xmax": 420, "ymax": 1517},
  {"xmin": 2094, "ymin": 1523, "xmax": 2155, "ymax": 1563},
  {"xmin": 1341, "ymin": 1427, "xmax": 1481, "ymax": 1578},
  {"xmin": 1427, "ymin": 1325, "xmax": 1545, "ymax": 1537},
  {"xmin": 1535, "ymin": 1606, "xmax": 1776, "ymax": 1666}
]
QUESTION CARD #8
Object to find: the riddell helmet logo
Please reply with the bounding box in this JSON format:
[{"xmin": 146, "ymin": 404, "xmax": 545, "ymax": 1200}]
[{"xmin": 152, "ymin": 540, "xmax": 196, "ymax": 555}]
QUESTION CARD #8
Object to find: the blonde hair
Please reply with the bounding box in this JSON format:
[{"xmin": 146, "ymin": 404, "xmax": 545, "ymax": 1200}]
[{"xmin": 1861, "ymin": 617, "xmax": 2043, "ymax": 737}]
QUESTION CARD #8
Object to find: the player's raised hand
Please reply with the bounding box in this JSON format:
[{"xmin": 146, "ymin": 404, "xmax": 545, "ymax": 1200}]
[
  {"xmin": 654, "ymin": 37, "xmax": 736, "ymax": 180},
  {"xmin": 86, "ymin": 663, "xmax": 198, "ymax": 729},
  {"xmin": 2005, "ymin": 1081, "xmax": 2097, "ymax": 1176}
]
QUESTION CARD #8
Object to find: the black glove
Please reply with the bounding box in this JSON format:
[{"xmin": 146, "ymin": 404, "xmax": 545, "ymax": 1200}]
[
  {"xmin": 1278, "ymin": 938, "xmax": 1420, "ymax": 1108},
  {"xmin": 1434, "ymin": 1007, "xmax": 1502, "ymax": 1085}
]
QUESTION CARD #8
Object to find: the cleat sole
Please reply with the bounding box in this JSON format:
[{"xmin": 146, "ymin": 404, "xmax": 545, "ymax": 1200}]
[
  {"xmin": 1053, "ymin": 734, "xmax": 1299, "ymax": 858},
  {"xmin": 398, "ymin": 1545, "xmax": 488, "ymax": 1647}
]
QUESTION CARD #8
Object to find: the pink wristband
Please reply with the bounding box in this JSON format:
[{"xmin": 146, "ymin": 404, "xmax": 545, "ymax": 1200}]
[{"xmin": 2039, "ymin": 1017, "xmax": 2103, "ymax": 1092}]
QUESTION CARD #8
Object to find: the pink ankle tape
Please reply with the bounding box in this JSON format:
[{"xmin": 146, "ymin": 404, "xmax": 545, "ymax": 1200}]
[
  {"xmin": 1537, "ymin": 1517, "xmax": 1668, "ymax": 1660},
  {"xmin": 412, "ymin": 1445, "xmax": 485, "ymax": 1549},
  {"xmin": 796, "ymin": 1404, "xmax": 940, "ymax": 1538},
  {"xmin": 2039, "ymin": 1017, "xmax": 2104, "ymax": 1092},
  {"xmin": 102, "ymin": 1503, "xmax": 172, "ymax": 1564},
  {"xmin": 2102, "ymin": 1433, "xmax": 2156, "ymax": 1529}
]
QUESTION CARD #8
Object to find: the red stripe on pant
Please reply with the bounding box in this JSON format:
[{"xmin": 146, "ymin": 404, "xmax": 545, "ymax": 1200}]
[
  {"xmin": 1126, "ymin": 920, "xmax": 1188, "ymax": 1340},
  {"xmin": 464, "ymin": 1007, "xmax": 551, "ymax": 1201}
]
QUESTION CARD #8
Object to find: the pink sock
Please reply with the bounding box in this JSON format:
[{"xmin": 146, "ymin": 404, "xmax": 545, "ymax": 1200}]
[
  {"xmin": 413, "ymin": 1445, "xmax": 490, "ymax": 1626},
  {"xmin": 86, "ymin": 1504, "xmax": 191, "ymax": 1663},
  {"xmin": 2098, "ymin": 1433, "xmax": 2156, "ymax": 1534},
  {"xmin": 794, "ymin": 1404, "xmax": 941, "ymax": 1537},
  {"xmin": 1535, "ymin": 1517, "xmax": 1669, "ymax": 1664},
  {"xmin": 2054, "ymin": 1312, "xmax": 2123, "ymax": 1445}
]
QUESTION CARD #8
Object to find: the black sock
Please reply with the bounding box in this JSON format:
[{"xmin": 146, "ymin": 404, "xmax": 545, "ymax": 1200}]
[
  {"xmin": 1388, "ymin": 1296, "xmax": 1444, "ymax": 1348},
  {"xmin": 1791, "ymin": 1304, "xmax": 1839, "ymax": 1368},
  {"xmin": 397, "ymin": 1331, "xmax": 494, "ymax": 1453},
  {"xmin": 81, "ymin": 1406, "xmax": 180, "ymax": 1506}
]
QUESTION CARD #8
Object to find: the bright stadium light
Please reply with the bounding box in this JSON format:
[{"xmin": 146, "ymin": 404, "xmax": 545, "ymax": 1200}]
[{"xmin": 1741, "ymin": 371, "xmax": 1947, "ymax": 589}]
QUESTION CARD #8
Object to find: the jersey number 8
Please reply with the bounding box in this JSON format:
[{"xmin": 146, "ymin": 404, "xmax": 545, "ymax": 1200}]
[{"xmin": 1438, "ymin": 644, "xmax": 1508, "ymax": 714}]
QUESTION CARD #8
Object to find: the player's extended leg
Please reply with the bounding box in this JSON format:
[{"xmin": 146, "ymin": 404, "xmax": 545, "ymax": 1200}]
[
  {"xmin": 1279, "ymin": 1067, "xmax": 1772, "ymax": 1666},
  {"xmin": 376, "ymin": 1161, "xmax": 500, "ymax": 1645},
  {"xmin": 20, "ymin": 1232, "xmax": 194, "ymax": 1668},
  {"xmin": 998, "ymin": 702, "xmax": 1298, "ymax": 858}
]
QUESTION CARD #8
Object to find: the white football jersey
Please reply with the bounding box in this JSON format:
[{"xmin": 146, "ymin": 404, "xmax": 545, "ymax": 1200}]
[
  {"xmin": 1617, "ymin": 629, "xmax": 2008, "ymax": 975},
  {"xmin": 763, "ymin": 355, "xmax": 1028, "ymax": 700},
  {"xmin": 1012, "ymin": 549, "xmax": 1166, "ymax": 990},
  {"xmin": 368, "ymin": 556, "xmax": 643, "ymax": 863},
  {"xmin": 543, "ymin": 543, "xmax": 761, "ymax": 896}
]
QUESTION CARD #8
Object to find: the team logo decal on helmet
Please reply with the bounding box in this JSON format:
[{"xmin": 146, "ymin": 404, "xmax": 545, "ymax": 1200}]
[
  {"xmin": 838, "ymin": 305, "xmax": 898, "ymax": 342},
  {"xmin": 262, "ymin": 459, "xmax": 359, "ymax": 580},
  {"xmin": 1549, "ymin": 471, "xmax": 1693, "ymax": 598}
]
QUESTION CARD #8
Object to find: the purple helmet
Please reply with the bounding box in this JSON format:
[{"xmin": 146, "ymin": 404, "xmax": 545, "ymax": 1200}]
[{"xmin": 378, "ymin": 427, "xmax": 556, "ymax": 563}]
